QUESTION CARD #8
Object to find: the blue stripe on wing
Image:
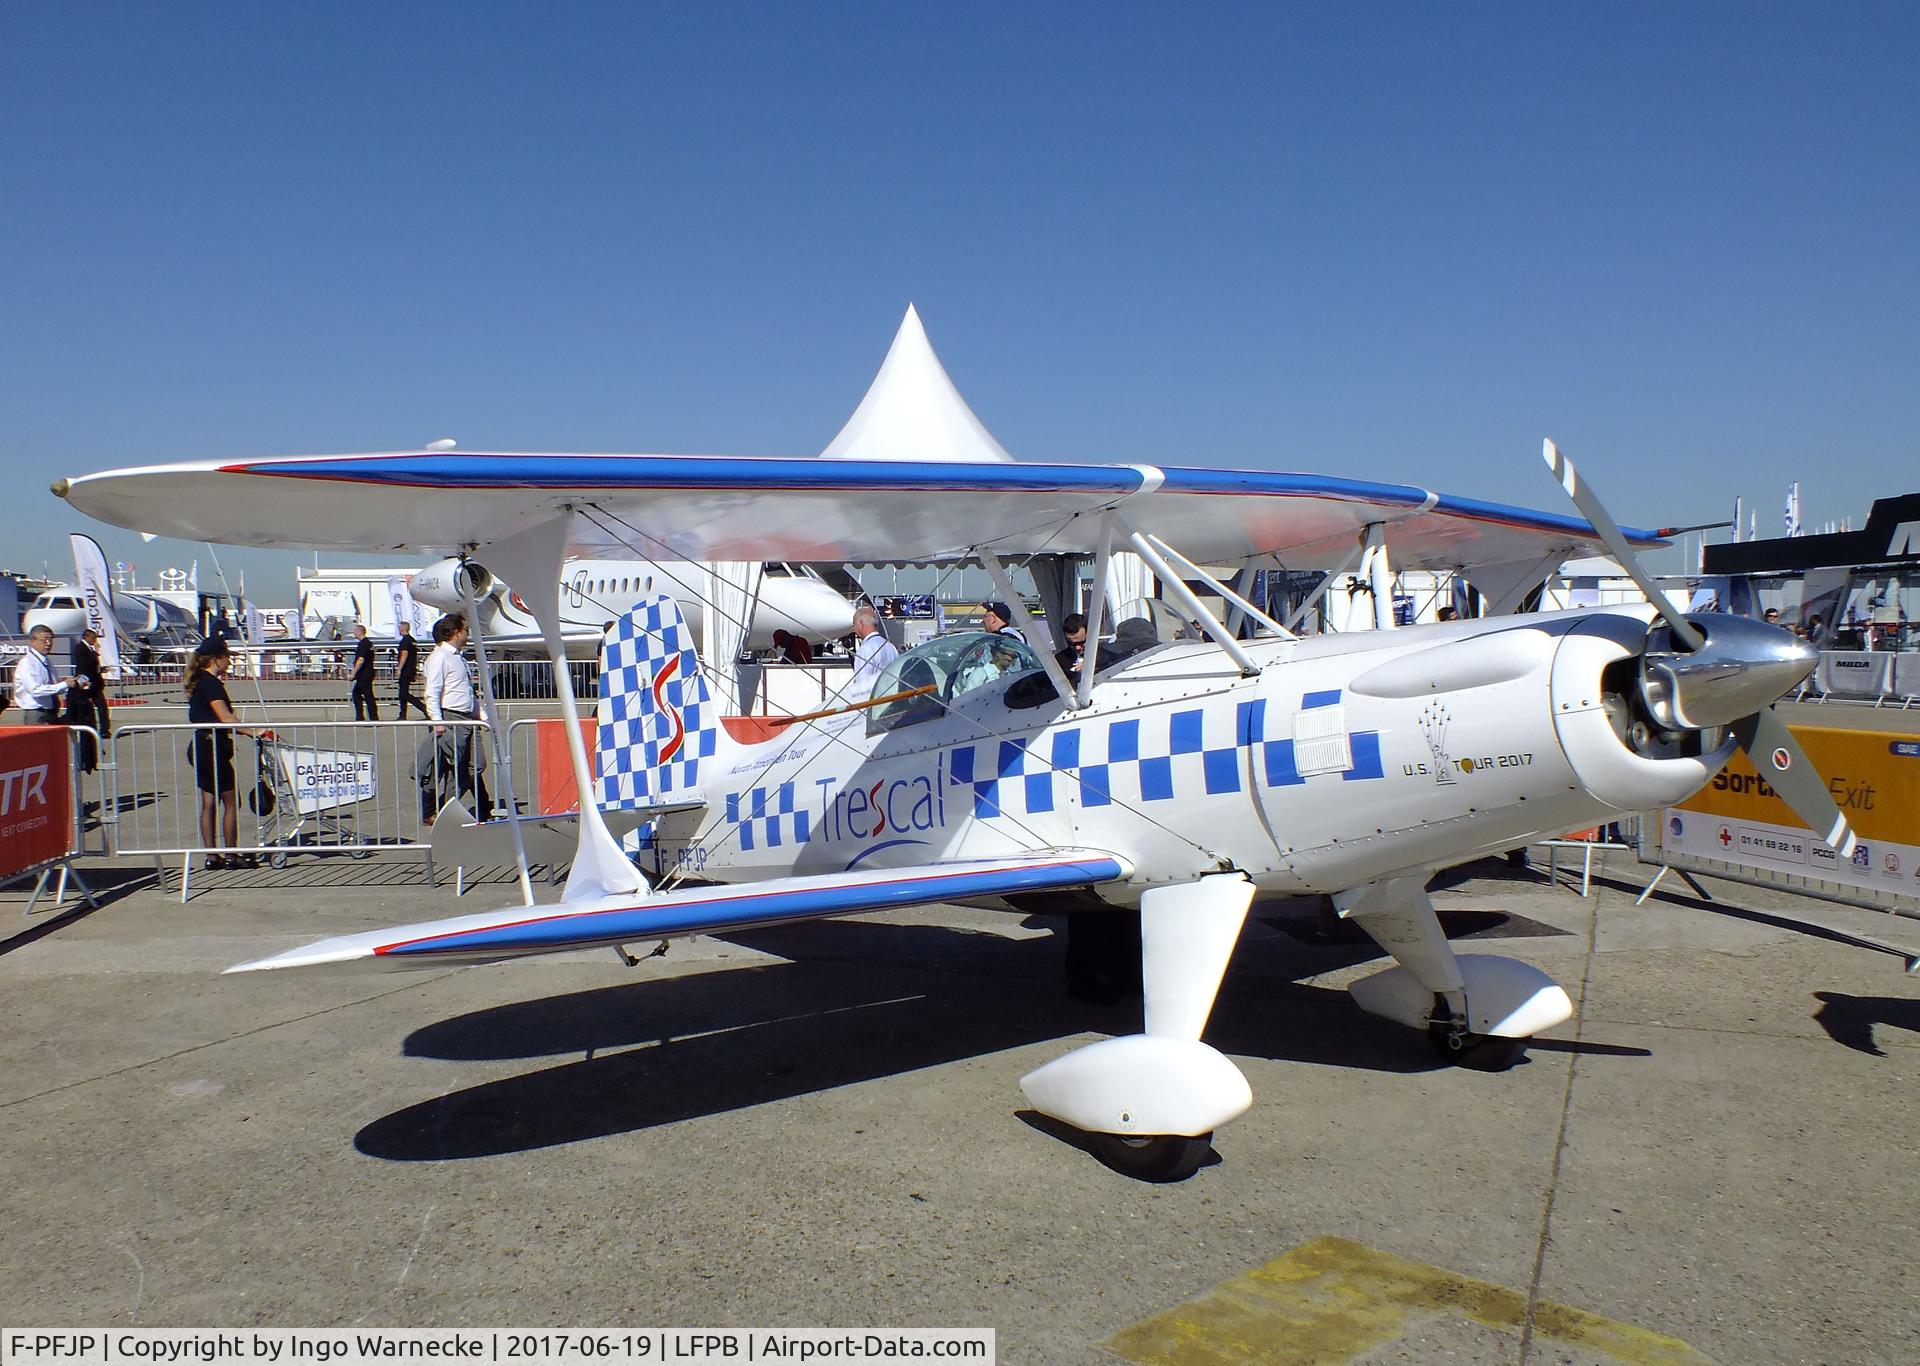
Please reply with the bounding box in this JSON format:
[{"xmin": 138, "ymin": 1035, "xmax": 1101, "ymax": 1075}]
[
  {"xmin": 373, "ymin": 854, "xmax": 1126, "ymax": 960},
  {"xmin": 232, "ymin": 455, "xmax": 1664, "ymax": 547},
  {"xmin": 229, "ymin": 453, "xmax": 1145, "ymax": 496}
]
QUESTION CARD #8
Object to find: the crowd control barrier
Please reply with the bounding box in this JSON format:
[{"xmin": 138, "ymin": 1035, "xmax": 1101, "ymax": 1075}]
[
  {"xmin": 1642, "ymin": 724, "xmax": 1920, "ymax": 923},
  {"xmin": 1, "ymin": 724, "xmax": 98, "ymax": 916},
  {"xmin": 104, "ymin": 718, "xmax": 506, "ymax": 900},
  {"xmin": 1796, "ymin": 650, "xmax": 1920, "ymax": 708}
]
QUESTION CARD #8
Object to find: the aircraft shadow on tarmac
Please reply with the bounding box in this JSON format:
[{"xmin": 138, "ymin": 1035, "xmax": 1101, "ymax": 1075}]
[
  {"xmin": 1811, "ymin": 991, "xmax": 1920, "ymax": 1057},
  {"xmin": 355, "ymin": 911, "xmax": 1642, "ymax": 1162}
]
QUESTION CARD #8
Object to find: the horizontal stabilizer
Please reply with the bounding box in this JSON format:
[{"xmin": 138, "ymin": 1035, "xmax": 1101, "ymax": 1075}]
[
  {"xmin": 227, "ymin": 849, "xmax": 1129, "ymax": 974},
  {"xmin": 427, "ymin": 800, "xmax": 701, "ymax": 871}
]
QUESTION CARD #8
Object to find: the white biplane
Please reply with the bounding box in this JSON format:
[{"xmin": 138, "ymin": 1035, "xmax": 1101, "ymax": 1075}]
[{"xmin": 55, "ymin": 439, "xmax": 1851, "ymax": 1180}]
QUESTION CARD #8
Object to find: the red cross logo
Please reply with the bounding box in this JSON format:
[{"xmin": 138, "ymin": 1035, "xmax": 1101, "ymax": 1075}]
[{"xmin": 1718, "ymin": 825, "xmax": 1734, "ymax": 848}]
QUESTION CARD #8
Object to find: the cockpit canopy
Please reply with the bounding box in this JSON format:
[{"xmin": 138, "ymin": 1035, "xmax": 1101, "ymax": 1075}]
[{"xmin": 868, "ymin": 631, "xmax": 1043, "ymax": 733}]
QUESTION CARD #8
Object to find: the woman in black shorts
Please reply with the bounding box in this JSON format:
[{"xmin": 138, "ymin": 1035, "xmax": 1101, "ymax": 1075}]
[{"xmin": 184, "ymin": 637, "xmax": 263, "ymax": 870}]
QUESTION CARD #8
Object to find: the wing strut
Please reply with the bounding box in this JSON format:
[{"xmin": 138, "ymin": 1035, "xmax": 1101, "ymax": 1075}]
[
  {"xmin": 1122, "ymin": 529, "xmax": 1260, "ymax": 675},
  {"xmin": 477, "ymin": 511, "xmax": 647, "ymax": 901},
  {"xmin": 1283, "ymin": 540, "xmax": 1366, "ymax": 631},
  {"xmin": 978, "ymin": 547, "xmax": 1084, "ymax": 708},
  {"xmin": 1363, "ymin": 524, "xmax": 1396, "ymax": 630},
  {"xmin": 460, "ymin": 565, "xmax": 535, "ymax": 906},
  {"xmin": 1077, "ymin": 514, "xmax": 1115, "ymax": 709},
  {"xmin": 1139, "ymin": 533, "xmax": 1290, "ymax": 638}
]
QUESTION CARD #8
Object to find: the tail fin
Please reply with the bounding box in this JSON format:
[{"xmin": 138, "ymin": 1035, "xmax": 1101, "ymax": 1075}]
[{"xmin": 596, "ymin": 594, "xmax": 720, "ymax": 808}]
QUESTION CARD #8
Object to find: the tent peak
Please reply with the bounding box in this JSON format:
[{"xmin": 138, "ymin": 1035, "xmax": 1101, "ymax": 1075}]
[{"xmin": 819, "ymin": 306, "xmax": 1015, "ymax": 463}]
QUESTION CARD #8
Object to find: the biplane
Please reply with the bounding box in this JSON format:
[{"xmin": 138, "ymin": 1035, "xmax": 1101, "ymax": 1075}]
[{"xmin": 55, "ymin": 438, "xmax": 1849, "ymax": 1180}]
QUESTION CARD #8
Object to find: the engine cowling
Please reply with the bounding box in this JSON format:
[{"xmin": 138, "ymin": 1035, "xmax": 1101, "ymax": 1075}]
[{"xmin": 408, "ymin": 558, "xmax": 501, "ymax": 625}]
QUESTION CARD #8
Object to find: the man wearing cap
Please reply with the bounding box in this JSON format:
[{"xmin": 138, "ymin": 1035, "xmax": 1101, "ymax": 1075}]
[{"xmin": 980, "ymin": 600, "xmax": 1026, "ymax": 644}]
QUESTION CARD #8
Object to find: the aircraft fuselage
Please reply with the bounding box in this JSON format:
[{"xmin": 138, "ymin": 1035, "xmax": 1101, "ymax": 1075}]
[{"xmin": 648, "ymin": 605, "xmax": 1732, "ymax": 901}]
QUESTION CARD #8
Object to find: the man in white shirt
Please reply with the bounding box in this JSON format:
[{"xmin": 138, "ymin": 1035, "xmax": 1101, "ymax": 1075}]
[
  {"xmin": 11, "ymin": 625, "xmax": 83, "ymax": 724},
  {"xmin": 848, "ymin": 605, "xmax": 899, "ymax": 696},
  {"xmin": 421, "ymin": 614, "xmax": 490, "ymax": 822},
  {"xmin": 423, "ymin": 615, "xmax": 477, "ymax": 730}
]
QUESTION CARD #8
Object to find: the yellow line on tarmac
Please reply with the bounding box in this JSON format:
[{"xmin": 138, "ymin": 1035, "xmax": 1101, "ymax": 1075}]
[{"xmin": 1107, "ymin": 1236, "xmax": 1709, "ymax": 1365}]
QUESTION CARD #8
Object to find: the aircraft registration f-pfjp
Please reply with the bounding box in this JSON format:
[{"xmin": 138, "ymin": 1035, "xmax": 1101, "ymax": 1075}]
[{"xmin": 55, "ymin": 440, "xmax": 1852, "ymax": 1180}]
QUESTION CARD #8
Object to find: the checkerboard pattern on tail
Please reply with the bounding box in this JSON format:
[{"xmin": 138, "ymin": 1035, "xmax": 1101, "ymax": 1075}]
[{"xmin": 596, "ymin": 594, "xmax": 718, "ymax": 807}]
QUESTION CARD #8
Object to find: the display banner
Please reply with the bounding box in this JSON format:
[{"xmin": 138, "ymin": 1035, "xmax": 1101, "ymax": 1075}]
[
  {"xmin": 386, "ymin": 577, "xmax": 413, "ymax": 639},
  {"xmin": 68, "ymin": 533, "xmax": 123, "ymax": 677},
  {"xmin": 1664, "ymin": 726, "xmax": 1920, "ymax": 902},
  {"xmin": 274, "ymin": 746, "xmax": 378, "ymax": 814},
  {"xmin": 1896, "ymin": 654, "xmax": 1920, "ymax": 700},
  {"xmin": 1813, "ymin": 651, "xmax": 1897, "ymax": 699},
  {"xmin": 0, "ymin": 726, "xmax": 76, "ymax": 880}
]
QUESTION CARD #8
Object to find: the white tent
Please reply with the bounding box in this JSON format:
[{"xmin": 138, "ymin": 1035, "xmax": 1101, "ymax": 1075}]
[
  {"xmin": 820, "ymin": 305, "xmax": 1155, "ymax": 627},
  {"xmin": 819, "ymin": 304, "xmax": 1015, "ymax": 463}
]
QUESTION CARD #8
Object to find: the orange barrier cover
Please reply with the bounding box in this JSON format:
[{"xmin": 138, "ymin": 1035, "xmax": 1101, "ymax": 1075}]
[
  {"xmin": 534, "ymin": 718, "xmax": 598, "ymax": 814},
  {"xmin": 0, "ymin": 727, "xmax": 75, "ymax": 879}
]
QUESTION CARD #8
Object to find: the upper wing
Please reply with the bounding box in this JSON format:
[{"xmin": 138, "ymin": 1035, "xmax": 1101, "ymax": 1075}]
[
  {"xmin": 56, "ymin": 451, "xmax": 1663, "ymax": 572},
  {"xmin": 227, "ymin": 849, "xmax": 1129, "ymax": 973}
]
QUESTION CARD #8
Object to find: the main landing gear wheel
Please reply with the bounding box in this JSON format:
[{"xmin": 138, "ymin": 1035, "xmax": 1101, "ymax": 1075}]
[
  {"xmin": 1427, "ymin": 1021, "xmax": 1527, "ymax": 1072},
  {"xmin": 1092, "ymin": 1132, "xmax": 1214, "ymax": 1182}
]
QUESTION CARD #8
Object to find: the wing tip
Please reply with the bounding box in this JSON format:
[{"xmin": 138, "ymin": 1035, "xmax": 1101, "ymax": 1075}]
[{"xmin": 225, "ymin": 944, "xmax": 375, "ymax": 974}]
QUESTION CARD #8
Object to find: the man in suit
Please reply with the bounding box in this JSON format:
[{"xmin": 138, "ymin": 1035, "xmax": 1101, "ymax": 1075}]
[
  {"xmin": 69, "ymin": 624, "xmax": 112, "ymax": 772},
  {"xmin": 350, "ymin": 623, "xmax": 379, "ymax": 720},
  {"xmin": 393, "ymin": 619, "xmax": 422, "ymax": 719}
]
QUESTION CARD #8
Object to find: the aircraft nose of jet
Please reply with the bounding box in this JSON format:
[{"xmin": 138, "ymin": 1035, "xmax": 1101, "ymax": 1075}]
[
  {"xmin": 795, "ymin": 580, "xmax": 857, "ymax": 638},
  {"xmin": 1640, "ymin": 614, "xmax": 1818, "ymax": 730}
]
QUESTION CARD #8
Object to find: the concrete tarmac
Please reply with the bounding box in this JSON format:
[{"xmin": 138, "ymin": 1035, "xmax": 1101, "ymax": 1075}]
[{"xmin": 3, "ymin": 848, "xmax": 1916, "ymax": 1363}]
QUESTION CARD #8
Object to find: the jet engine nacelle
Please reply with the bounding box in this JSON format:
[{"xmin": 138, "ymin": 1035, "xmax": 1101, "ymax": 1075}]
[{"xmin": 409, "ymin": 558, "xmax": 502, "ymax": 625}]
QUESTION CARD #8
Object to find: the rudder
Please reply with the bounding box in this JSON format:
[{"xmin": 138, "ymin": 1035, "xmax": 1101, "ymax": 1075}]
[{"xmin": 597, "ymin": 594, "xmax": 719, "ymax": 808}]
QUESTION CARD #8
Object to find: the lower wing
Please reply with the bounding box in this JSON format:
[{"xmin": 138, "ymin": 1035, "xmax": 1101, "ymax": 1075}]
[{"xmin": 227, "ymin": 850, "xmax": 1130, "ymax": 973}]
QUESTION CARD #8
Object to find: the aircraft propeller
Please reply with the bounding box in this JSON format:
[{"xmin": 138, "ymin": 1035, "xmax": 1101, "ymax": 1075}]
[{"xmin": 1543, "ymin": 439, "xmax": 1856, "ymax": 857}]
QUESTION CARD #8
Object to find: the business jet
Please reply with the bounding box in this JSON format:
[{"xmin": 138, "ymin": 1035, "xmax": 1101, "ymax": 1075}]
[
  {"xmin": 23, "ymin": 584, "xmax": 196, "ymax": 638},
  {"xmin": 407, "ymin": 555, "xmax": 853, "ymax": 656}
]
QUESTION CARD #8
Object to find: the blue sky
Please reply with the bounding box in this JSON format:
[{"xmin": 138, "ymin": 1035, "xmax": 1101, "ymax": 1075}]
[{"xmin": 3, "ymin": 3, "xmax": 1914, "ymax": 603}]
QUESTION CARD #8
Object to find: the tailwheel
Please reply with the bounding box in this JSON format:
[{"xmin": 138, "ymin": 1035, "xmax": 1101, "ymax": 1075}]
[
  {"xmin": 1092, "ymin": 1132, "xmax": 1213, "ymax": 1182},
  {"xmin": 1427, "ymin": 1018, "xmax": 1526, "ymax": 1072}
]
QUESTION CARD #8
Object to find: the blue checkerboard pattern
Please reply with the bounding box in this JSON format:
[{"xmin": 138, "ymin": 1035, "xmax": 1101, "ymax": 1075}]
[
  {"xmin": 596, "ymin": 595, "xmax": 717, "ymax": 806},
  {"xmin": 1255, "ymin": 690, "xmax": 1384, "ymax": 787},
  {"xmin": 944, "ymin": 692, "xmax": 1382, "ymax": 820},
  {"xmin": 947, "ymin": 702, "xmax": 1250, "ymax": 819},
  {"xmin": 723, "ymin": 781, "xmax": 811, "ymax": 852}
]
